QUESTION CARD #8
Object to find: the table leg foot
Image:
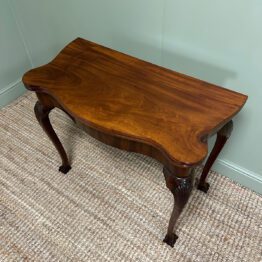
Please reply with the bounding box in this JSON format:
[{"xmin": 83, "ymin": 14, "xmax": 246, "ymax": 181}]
[
  {"xmin": 197, "ymin": 181, "xmax": 210, "ymax": 193},
  {"xmin": 59, "ymin": 165, "xmax": 72, "ymax": 174},
  {"xmin": 163, "ymin": 233, "xmax": 178, "ymax": 247}
]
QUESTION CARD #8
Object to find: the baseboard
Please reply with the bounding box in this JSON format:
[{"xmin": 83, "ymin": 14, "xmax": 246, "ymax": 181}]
[
  {"xmin": 0, "ymin": 79, "xmax": 26, "ymax": 109},
  {"xmin": 213, "ymin": 159, "xmax": 262, "ymax": 194}
]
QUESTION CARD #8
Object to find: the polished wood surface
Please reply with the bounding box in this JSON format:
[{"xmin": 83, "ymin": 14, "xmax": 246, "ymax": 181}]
[
  {"xmin": 22, "ymin": 38, "xmax": 247, "ymax": 247},
  {"xmin": 23, "ymin": 38, "xmax": 247, "ymax": 168}
]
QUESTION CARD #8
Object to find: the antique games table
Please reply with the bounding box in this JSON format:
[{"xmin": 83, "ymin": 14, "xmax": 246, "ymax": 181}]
[{"xmin": 22, "ymin": 38, "xmax": 247, "ymax": 247}]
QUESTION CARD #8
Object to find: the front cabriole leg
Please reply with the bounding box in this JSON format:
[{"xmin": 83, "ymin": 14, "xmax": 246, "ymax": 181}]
[
  {"xmin": 163, "ymin": 166, "xmax": 194, "ymax": 247},
  {"xmin": 34, "ymin": 95, "xmax": 71, "ymax": 174}
]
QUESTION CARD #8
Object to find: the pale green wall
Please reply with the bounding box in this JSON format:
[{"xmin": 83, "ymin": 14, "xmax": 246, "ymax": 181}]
[
  {"xmin": 0, "ymin": 0, "xmax": 31, "ymax": 107},
  {"xmin": 161, "ymin": 0, "xmax": 262, "ymax": 193},
  {"xmin": 3, "ymin": 0, "xmax": 262, "ymax": 193}
]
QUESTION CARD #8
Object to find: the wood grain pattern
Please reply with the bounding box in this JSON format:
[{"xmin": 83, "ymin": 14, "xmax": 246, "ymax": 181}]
[
  {"xmin": 22, "ymin": 38, "xmax": 247, "ymax": 168},
  {"xmin": 22, "ymin": 37, "xmax": 247, "ymax": 247}
]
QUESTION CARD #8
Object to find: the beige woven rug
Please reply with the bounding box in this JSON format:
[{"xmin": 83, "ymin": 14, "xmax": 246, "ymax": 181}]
[{"xmin": 0, "ymin": 93, "xmax": 261, "ymax": 262}]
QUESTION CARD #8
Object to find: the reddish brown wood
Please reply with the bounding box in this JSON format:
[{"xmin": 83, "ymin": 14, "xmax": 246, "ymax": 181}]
[
  {"xmin": 22, "ymin": 37, "xmax": 247, "ymax": 247},
  {"xmin": 23, "ymin": 38, "xmax": 247, "ymax": 170},
  {"xmin": 198, "ymin": 120, "xmax": 233, "ymax": 193},
  {"xmin": 34, "ymin": 94, "xmax": 71, "ymax": 174},
  {"xmin": 163, "ymin": 167, "xmax": 194, "ymax": 247}
]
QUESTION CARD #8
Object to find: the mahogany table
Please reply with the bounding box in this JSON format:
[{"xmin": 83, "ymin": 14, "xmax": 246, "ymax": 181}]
[{"xmin": 22, "ymin": 38, "xmax": 247, "ymax": 247}]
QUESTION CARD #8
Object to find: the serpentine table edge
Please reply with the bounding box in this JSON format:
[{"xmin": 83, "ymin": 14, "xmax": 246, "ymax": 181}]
[{"xmin": 22, "ymin": 37, "xmax": 248, "ymax": 248}]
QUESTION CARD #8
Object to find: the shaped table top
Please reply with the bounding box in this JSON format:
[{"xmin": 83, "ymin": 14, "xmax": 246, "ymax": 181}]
[{"xmin": 23, "ymin": 38, "xmax": 247, "ymax": 167}]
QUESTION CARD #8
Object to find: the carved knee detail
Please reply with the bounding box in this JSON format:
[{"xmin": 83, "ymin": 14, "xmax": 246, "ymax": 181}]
[{"xmin": 163, "ymin": 167, "xmax": 194, "ymax": 196}]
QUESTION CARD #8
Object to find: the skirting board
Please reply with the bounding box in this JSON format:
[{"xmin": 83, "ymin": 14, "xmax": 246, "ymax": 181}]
[
  {"xmin": 0, "ymin": 79, "xmax": 26, "ymax": 109},
  {"xmin": 213, "ymin": 159, "xmax": 262, "ymax": 195}
]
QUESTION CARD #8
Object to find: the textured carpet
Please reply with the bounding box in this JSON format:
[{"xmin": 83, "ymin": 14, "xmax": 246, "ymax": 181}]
[{"xmin": 0, "ymin": 93, "xmax": 261, "ymax": 262}]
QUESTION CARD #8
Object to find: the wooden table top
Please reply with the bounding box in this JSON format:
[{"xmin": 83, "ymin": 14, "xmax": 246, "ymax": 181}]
[{"xmin": 23, "ymin": 38, "xmax": 247, "ymax": 167}]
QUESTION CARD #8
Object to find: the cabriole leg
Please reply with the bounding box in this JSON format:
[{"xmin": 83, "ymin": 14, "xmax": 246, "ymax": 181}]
[
  {"xmin": 198, "ymin": 120, "xmax": 233, "ymax": 193},
  {"xmin": 34, "ymin": 100, "xmax": 71, "ymax": 174},
  {"xmin": 163, "ymin": 167, "xmax": 194, "ymax": 247}
]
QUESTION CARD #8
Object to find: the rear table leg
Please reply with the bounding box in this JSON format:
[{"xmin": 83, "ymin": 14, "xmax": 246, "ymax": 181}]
[
  {"xmin": 34, "ymin": 100, "xmax": 71, "ymax": 174},
  {"xmin": 198, "ymin": 120, "xmax": 233, "ymax": 193}
]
